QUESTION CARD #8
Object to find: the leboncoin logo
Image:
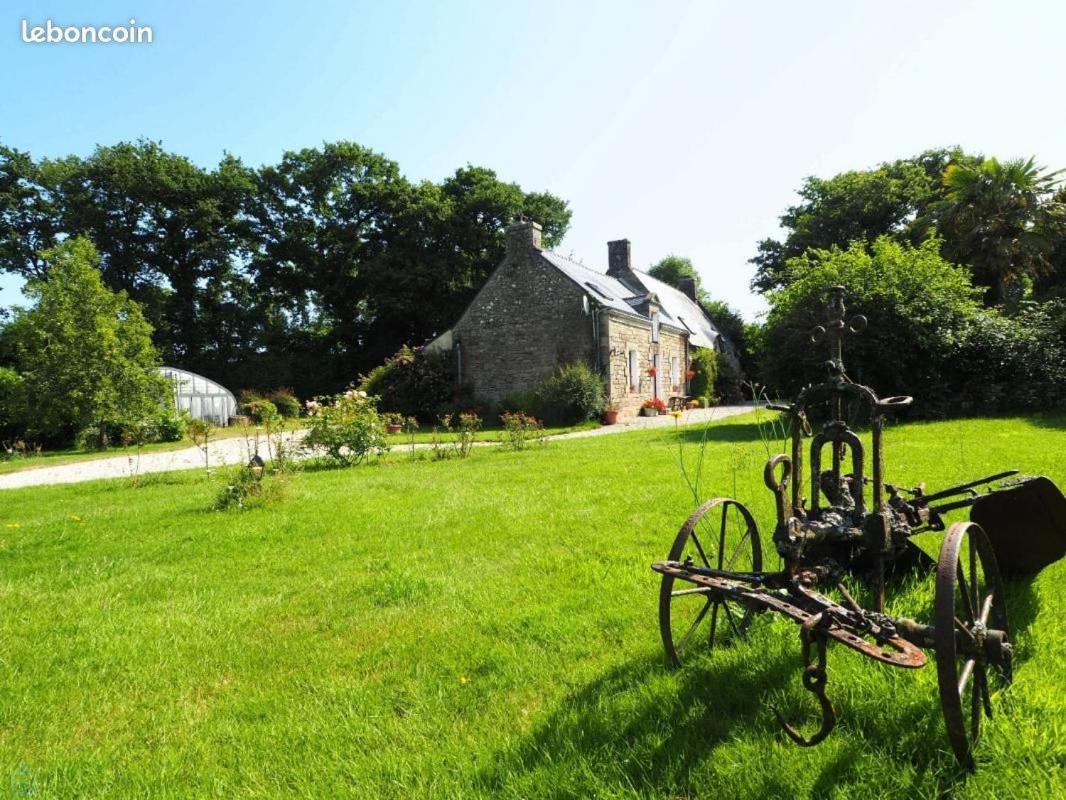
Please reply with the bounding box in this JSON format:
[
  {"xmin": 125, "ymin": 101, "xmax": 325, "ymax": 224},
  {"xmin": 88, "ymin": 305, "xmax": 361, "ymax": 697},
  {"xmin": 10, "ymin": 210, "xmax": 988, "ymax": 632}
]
[{"xmin": 21, "ymin": 18, "xmax": 153, "ymax": 44}]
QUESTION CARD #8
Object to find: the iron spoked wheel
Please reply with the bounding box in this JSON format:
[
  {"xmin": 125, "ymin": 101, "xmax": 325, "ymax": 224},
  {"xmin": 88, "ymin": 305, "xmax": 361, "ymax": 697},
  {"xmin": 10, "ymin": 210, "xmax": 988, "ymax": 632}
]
[
  {"xmin": 934, "ymin": 521, "xmax": 1012, "ymax": 769},
  {"xmin": 658, "ymin": 498, "xmax": 762, "ymax": 667}
]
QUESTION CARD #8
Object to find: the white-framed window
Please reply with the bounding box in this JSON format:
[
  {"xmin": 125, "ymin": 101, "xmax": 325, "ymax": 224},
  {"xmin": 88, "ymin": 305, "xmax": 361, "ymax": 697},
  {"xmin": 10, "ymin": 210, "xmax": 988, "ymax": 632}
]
[
  {"xmin": 653, "ymin": 353, "xmax": 662, "ymax": 399},
  {"xmin": 670, "ymin": 356, "xmax": 679, "ymax": 389},
  {"xmin": 651, "ymin": 311, "xmax": 660, "ymax": 343},
  {"xmin": 628, "ymin": 349, "xmax": 639, "ymax": 392}
]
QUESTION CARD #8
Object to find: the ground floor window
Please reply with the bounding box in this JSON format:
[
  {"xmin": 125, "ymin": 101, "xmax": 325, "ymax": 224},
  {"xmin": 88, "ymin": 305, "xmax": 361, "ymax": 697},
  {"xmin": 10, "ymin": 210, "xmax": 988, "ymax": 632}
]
[
  {"xmin": 628, "ymin": 349, "xmax": 639, "ymax": 392},
  {"xmin": 670, "ymin": 355, "xmax": 679, "ymax": 390}
]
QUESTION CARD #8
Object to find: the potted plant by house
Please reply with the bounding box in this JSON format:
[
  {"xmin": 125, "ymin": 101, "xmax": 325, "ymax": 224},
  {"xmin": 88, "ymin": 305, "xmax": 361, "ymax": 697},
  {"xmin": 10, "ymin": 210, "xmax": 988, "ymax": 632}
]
[
  {"xmin": 602, "ymin": 403, "xmax": 620, "ymax": 425},
  {"xmin": 384, "ymin": 412, "xmax": 403, "ymax": 434},
  {"xmin": 641, "ymin": 398, "xmax": 667, "ymax": 417}
]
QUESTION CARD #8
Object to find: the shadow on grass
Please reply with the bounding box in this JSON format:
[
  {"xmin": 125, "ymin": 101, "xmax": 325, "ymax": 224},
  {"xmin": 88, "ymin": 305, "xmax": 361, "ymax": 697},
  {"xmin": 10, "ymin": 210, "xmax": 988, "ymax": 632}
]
[
  {"xmin": 1018, "ymin": 408, "xmax": 1066, "ymax": 431},
  {"xmin": 475, "ymin": 649, "xmax": 799, "ymax": 797},
  {"xmin": 671, "ymin": 419, "xmax": 774, "ymax": 446},
  {"xmin": 478, "ymin": 575, "xmax": 1044, "ymax": 799}
]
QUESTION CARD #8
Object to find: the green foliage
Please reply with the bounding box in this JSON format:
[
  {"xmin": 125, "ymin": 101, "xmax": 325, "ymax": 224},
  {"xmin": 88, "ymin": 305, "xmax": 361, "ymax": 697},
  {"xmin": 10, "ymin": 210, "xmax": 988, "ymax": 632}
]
[
  {"xmin": 750, "ymin": 148, "xmax": 978, "ymax": 293},
  {"xmin": 241, "ymin": 397, "xmax": 280, "ymax": 426},
  {"xmin": 647, "ymin": 255, "xmax": 699, "ymax": 291},
  {"xmin": 0, "ymin": 141, "xmax": 571, "ymax": 397},
  {"xmin": 0, "ymin": 366, "xmax": 26, "ymax": 438},
  {"xmin": 759, "ymin": 237, "xmax": 982, "ymax": 412},
  {"xmin": 152, "ymin": 409, "xmax": 188, "ymax": 442},
  {"xmin": 267, "ymin": 388, "xmax": 302, "ymax": 418},
  {"xmin": 946, "ymin": 301, "xmax": 1066, "ymax": 412},
  {"xmin": 432, "ymin": 412, "xmax": 482, "ymax": 459},
  {"xmin": 536, "ymin": 363, "xmax": 605, "ymax": 425},
  {"xmin": 499, "ymin": 389, "xmax": 542, "ymax": 416},
  {"xmin": 687, "ymin": 348, "xmax": 718, "ymax": 398},
  {"xmin": 500, "ymin": 412, "xmax": 545, "ymax": 451},
  {"xmin": 934, "ymin": 157, "xmax": 1064, "ymax": 306},
  {"xmin": 359, "ymin": 345, "xmax": 454, "ymax": 420},
  {"xmin": 7, "ymin": 237, "xmax": 168, "ymax": 446},
  {"xmin": 212, "ymin": 462, "xmax": 286, "ymax": 511},
  {"xmin": 714, "ymin": 356, "xmax": 744, "ymax": 404},
  {"xmin": 303, "ymin": 390, "xmax": 389, "ymax": 465}
]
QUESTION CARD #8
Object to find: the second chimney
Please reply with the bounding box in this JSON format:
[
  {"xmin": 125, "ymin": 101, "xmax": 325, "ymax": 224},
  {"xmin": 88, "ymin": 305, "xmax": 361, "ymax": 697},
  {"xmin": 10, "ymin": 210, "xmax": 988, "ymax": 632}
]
[{"xmin": 678, "ymin": 277, "xmax": 697, "ymax": 302}]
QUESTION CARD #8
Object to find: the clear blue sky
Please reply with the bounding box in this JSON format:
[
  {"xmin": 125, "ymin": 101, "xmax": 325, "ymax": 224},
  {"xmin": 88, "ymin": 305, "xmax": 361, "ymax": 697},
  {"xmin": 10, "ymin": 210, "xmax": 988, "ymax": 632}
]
[{"xmin": 3, "ymin": 0, "xmax": 1065, "ymax": 319}]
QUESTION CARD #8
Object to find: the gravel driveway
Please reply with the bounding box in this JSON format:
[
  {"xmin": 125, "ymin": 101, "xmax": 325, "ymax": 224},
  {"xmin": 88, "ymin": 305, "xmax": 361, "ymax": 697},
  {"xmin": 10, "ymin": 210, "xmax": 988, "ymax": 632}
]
[{"xmin": 0, "ymin": 404, "xmax": 755, "ymax": 490}]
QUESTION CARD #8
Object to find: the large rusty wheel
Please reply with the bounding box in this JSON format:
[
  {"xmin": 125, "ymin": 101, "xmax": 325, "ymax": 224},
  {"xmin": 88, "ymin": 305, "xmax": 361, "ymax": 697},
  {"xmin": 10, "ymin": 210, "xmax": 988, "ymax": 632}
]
[
  {"xmin": 934, "ymin": 521, "xmax": 1012, "ymax": 769},
  {"xmin": 658, "ymin": 498, "xmax": 762, "ymax": 667}
]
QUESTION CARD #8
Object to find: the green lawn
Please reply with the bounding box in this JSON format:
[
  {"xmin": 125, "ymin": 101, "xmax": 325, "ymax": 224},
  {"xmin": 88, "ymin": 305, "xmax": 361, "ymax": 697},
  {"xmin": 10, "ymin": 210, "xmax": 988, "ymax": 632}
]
[{"xmin": 1, "ymin": 411, "xmax": 1064, "ymax": 798}]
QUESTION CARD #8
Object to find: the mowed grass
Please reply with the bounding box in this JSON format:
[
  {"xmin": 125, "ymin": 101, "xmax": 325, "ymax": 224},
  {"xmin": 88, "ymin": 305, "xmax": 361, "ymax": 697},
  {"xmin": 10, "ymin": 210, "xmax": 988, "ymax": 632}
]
[{"xmin": 1, "ymin": 411, "xmax": 1064, "ymax": 799}]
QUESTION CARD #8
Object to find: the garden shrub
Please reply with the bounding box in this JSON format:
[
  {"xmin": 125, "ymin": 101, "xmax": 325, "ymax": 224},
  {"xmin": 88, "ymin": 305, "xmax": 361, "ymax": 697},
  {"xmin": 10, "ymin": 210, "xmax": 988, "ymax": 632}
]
[
  {"xmin": 431, "ymin": 412, "xmax": 482, "ymax": 459},
  {"xmin": 687, "ymin": 349, "xmax": 718, "ymax": 399},
  {"xmin": 303, "ymin": 390, "xmax": 389, "ymax": 465},
  {"xmin": 758, "ymin": 237, "xmax": 982, "ymax": 414},
  {"xmin": 499, "ymin": 390, "xmax": 542, "ymax": 417},
  {"xmin": 267, "ymin": 388, "xmax": 302, "ymax": 418},
  {"xmin": 946, "ymin": 302, "xmax": 1066, "ymax": 412},
  {"xmin": 359, "ymin": 345, "xmax": 453, "ymax": 419},
  {"xmin": 500, "ymin": 412, "xmax": 545, "ymax": 450},
  {"xmin": 714, "ymin": 356, "xmax": 744, "ymax": 403},
  {"xmin": 242, "ymin": 398, "xmax": 280, "ymax": 426},
  {"xmin": 536, "ymin": 363, "xmax": 604, "ymax": 425},
  {"xmin": 153, "ymin": 409, "xmax": 188, "ymax": 442}
]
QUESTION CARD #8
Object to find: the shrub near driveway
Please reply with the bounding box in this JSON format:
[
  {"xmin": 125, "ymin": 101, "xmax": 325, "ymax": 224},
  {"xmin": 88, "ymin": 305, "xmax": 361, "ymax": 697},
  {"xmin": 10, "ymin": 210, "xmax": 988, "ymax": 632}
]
[{"xmin": 302, "ymin": 390, "xmax": 388, "ymax": 465}]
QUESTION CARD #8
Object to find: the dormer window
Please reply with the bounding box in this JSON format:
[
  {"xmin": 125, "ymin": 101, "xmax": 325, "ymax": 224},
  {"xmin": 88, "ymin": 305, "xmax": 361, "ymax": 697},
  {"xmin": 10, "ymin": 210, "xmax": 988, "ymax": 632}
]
[{"xmin": 651, "ymin": 311, "xmax": 660, "ymax": 343}]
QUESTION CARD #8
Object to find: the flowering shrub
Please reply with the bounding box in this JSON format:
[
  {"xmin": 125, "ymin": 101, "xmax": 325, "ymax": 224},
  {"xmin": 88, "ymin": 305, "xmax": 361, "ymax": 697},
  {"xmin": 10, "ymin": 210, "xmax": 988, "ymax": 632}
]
[
  {"xmin": 303, "ymin": 390, "xmax": 389, "ymax": 465},
  {"xmin": 641, "ymin": 398, "xmax": 667, "ymax": 412},
  {"xmin": 500, "ymin": 412, "xmax": 545, "ymax": 451},
  {"xmin": 359, "ymin": 345, "xmax": 454, "ymax": 419},
  {"xmin": 432, "ymin": 412, "xmax": 481, "ymax": 459}
]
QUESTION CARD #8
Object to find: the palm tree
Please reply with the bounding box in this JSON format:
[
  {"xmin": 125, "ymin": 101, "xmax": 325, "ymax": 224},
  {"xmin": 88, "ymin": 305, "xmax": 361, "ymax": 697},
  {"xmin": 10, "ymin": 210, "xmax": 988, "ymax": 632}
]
[{"xmin": 934, "ymin": 157, "xmax": 1063, "ymax": 306}]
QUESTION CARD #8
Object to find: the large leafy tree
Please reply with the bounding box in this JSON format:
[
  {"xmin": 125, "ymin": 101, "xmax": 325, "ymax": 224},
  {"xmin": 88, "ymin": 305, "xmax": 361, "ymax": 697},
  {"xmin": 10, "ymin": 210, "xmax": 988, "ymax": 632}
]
[
  {"xmin": 647, "ymin": 254, "xmax": 700, "ymax": 291},
  {"xmin": 6, "ymin": 237, "xmax": 168, "ymax": 445},
  {"xmin": 0, "ymin": 142, "xmax": 257, "ymax": 374},
  {"xmin": 751, "ymin": 149, "xmax": 980, "ymax": 293},
  {"xmin": 933, "ymin": 157, "xmax": 1064, "ymax": 306},
  {"xmin": 758, "ymin": 236, "xmax": 981, "ymax": 408}
]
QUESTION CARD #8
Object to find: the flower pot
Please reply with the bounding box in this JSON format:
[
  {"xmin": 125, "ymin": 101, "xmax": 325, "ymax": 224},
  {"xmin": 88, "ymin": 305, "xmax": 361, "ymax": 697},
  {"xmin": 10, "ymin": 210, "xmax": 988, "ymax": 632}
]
[
  {"xmin": 642, "ymin": 407, "xmax": 659, "ymax": 417},
  {"xmin": 386, "ymin": 423, "xmax": 402, "ymax": 434},
  {"xmin": 603, "ymin": 410, "xmax": 619, "ymax": 425}
]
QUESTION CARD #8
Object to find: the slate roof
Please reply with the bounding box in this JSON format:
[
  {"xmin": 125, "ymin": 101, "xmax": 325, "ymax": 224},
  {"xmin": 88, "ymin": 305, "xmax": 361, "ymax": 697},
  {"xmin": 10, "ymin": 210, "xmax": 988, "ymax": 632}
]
[{"xmin": 539, "ymin": 250, "xmax": 721, "ymax": 349}]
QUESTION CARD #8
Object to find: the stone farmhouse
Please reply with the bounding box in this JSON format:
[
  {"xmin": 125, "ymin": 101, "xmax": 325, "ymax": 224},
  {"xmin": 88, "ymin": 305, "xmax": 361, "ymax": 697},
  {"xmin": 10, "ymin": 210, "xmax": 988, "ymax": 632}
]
[{"xmin": 427, "ymin": 220, "xmax": 728, "ymax": 417}]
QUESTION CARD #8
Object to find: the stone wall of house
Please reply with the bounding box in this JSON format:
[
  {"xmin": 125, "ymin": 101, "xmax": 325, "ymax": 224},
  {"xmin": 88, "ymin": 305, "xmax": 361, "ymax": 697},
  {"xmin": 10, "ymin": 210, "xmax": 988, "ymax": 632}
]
[
  {"xmin": 452, "ymin": 224, "xmax": 595, "ymax": 402},
  {"xmin": 604, "ymin": 313, "xmax": 689, "ymax": 417}
]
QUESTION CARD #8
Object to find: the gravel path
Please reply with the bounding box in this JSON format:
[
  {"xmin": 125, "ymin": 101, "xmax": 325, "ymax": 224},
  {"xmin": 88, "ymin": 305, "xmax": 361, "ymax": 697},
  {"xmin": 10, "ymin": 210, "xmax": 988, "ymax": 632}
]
[{"xmin": 0, "ymin": 404, "xmax": 756, "ymax": 490}]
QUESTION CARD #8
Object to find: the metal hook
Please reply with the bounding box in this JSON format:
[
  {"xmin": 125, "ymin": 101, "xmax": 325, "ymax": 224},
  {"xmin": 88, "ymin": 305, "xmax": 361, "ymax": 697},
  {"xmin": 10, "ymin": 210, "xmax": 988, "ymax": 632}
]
[{"xmin": 772, "ymin": 619, "xmax": 837, "ymax": 747}]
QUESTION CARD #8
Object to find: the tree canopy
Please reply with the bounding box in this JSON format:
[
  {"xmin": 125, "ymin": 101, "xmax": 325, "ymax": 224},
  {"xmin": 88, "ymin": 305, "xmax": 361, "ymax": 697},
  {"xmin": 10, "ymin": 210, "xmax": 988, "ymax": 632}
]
[
  {"xmin": 0, "ymin": 140, "xmax": 571, "ymax": 395},
  {"xmin": 4, "ymin": 237, "xmax": 168, "ymax": 445}
]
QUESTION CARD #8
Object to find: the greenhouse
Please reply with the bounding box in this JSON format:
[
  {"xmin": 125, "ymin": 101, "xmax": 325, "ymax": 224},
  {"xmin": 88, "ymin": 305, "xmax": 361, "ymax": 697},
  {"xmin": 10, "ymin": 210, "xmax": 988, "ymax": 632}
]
[{"xmin": 160, "ymin": 367, "xmax": 237, "ymax": 426}]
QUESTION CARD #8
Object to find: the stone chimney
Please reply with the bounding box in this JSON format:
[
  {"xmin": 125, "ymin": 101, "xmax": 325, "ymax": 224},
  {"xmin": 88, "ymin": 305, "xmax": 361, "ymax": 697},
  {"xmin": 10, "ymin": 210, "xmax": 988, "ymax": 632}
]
[
  {"xmin": 505, "ymin": 219, "xmax": 543, "ymax": 259},
  {"xmin": 678, "ymin": 277, "xmax": 697, "ymax": 302},
  {"xmin": 607, "ymin": 239, "xmax": 643, "ymax": 293}
]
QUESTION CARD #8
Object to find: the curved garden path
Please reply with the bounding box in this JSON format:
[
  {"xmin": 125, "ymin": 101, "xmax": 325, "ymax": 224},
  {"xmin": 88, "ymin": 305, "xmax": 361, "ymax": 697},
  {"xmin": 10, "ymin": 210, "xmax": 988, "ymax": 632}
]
[{"xmin": 0, "ymin": 404, "xmax": 755, "ymax": 490}]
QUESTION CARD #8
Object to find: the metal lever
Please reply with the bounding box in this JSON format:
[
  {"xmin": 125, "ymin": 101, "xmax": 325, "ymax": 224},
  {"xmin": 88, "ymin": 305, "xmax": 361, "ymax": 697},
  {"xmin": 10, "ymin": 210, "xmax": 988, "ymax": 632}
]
[{"xmin": 773, "ymin": 617, "xmax": 837, "ymax": 747}]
